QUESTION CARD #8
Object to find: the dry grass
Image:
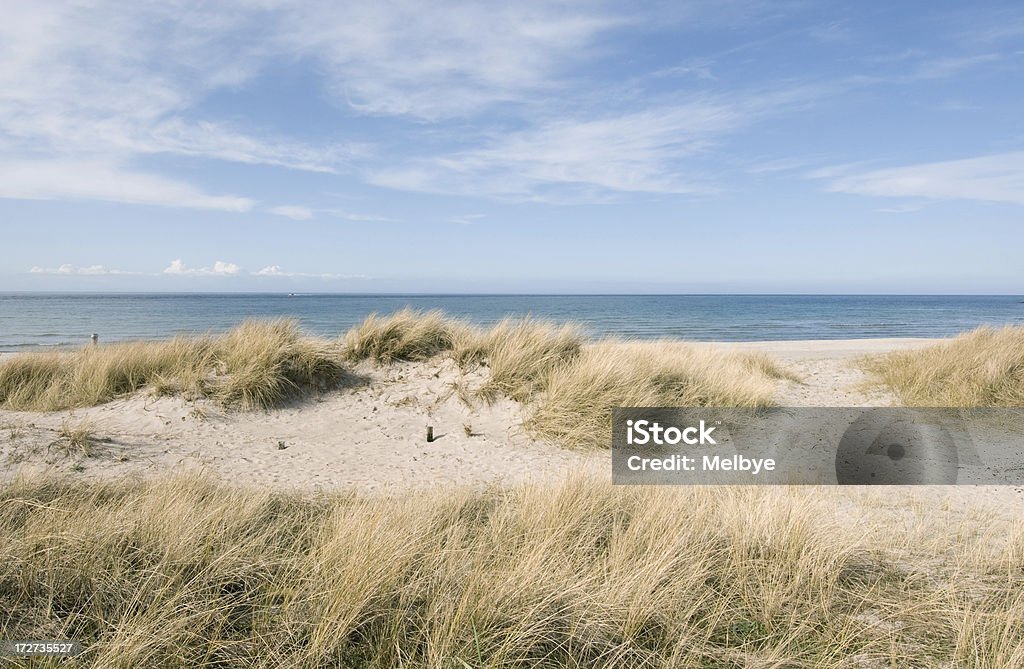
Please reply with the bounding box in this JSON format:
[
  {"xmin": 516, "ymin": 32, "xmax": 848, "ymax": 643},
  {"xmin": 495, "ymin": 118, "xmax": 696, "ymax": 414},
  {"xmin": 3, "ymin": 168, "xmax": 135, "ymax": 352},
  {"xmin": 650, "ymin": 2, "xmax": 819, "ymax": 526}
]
[
  {"xmin": 461, "ymin": 318, "xmax": 583, "ymax": 402},
  {"xmin": 343, "ymin": 310, "xmax": 793, "ymax": 448},
  {"xmin": 528, "ymin": 342, "xmax": 787, "ymax": 449},
  {"xmin": 56, "ymin": 418, "xmax": 95, "ymax": 456},
  {"xmin": 860, "ymin": 325, "xmax": 1024, "ymax": 407},
  {"xmin": 1, "ymin": 474, "xmax": 1020, "ymax": 667},
  {"xmin": 0, "ymin": 311, "xmax": 796, "ymax": 450},
  {"xmin": 0, "ymin": 319, "xmax": 353, "ymax": 412},
  {"xmin": 342, "ymin": 308, "xmax": 465, "ymax": 364}
]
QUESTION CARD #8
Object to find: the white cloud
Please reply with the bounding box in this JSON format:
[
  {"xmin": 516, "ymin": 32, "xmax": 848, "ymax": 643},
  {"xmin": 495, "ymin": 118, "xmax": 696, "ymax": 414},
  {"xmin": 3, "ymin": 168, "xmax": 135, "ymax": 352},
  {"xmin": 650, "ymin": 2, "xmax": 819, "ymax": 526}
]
[
  {"xmin": 0, "ymin": 2, "xmax": 625, "ymax": 212},
  {"xmin": 823, "ymin": 152, "xmax": 1024, "ymax": 205},
  {"xmin": 0, "ymin": 160, "xmax": 252, "ymax": 211},
  {"xmin": 26, "ymin": 260, "xmax": 367, "ymax": 280},
  {"xmin": 846, "ymin": 51, "xmax": 1008, "ymax": 88},
  {"xmin": 164, "ymin": 259, "xmax": 242, "ymax": 276},
  {"xmin": 0, "ymin": 2, "xmax": 354, "ymax": 212},
  {"xmin": 875, "ymin": 202, "xmax": 931, "ymax": 214},
  {"xmin": 254, "ymin": 265, "xmax": 368, "ymax": 279},
  {"xmin": 125, "ymin": 120, "xmax": 360, "ymax": 174},
  {"xmin": 911, "ymin": 53, "xmax": 1003, "ymax": 80},
  {"xmin": 29, "ymin": 264, "xmax": 136, "ymax": 276},
  {"xmin": 271, "ymin": 205, "xmax": 315, "ymax": 221},
  {"xmin": 448, "ymin": 214, "xmax": 485, "ymax": 225},
  {"xmin": 369, "ymin": 102, "xmax": 741, "ymax": 198},
  {"xmin": 0, "ymin": 1, "xmax": 618, "ymax": 167},
  {"xmin": 321, "ymin": 208, "xmax": 398, "ymax": 223},
  {"xmin": 269, "ymin": 205, "xmax": 399, "ymax": 222},
  {"xmin": 0, "ymin": 2, "xmax": 840, "ymax": 210},
  {"xmin": 272, "ymin": 1, "xmax": 624, "ymax": 120}
]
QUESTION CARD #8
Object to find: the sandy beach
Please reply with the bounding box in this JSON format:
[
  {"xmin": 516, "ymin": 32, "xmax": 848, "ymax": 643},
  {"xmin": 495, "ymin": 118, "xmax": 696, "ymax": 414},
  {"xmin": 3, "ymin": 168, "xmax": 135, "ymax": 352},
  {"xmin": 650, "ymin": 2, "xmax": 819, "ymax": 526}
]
[
  {"xmin": 0, "ymin": 336, "xmax": 1000, "ymax": 490},
  {"xmin": 712, "ymin": 337, "xmax": 939, "ymax": 406},
  {"xmin": 6, "ymin": 336, "xmax": 1021, "ymax": 519}
]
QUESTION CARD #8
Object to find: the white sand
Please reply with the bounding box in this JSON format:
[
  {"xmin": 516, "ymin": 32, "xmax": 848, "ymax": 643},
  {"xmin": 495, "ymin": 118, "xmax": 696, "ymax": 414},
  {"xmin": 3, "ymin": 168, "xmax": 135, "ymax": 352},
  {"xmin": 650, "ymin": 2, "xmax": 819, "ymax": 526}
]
[
  {"xmin": 711, "ymin": 337, "xmax": 938, "ymax": 407},
  {"xmin": 1, "ymin": 337, "xmax": 1021, "ymax": 518},
  {"xmin": 0, "ymin": 357, "xmax": 602, "ymax": 493}
]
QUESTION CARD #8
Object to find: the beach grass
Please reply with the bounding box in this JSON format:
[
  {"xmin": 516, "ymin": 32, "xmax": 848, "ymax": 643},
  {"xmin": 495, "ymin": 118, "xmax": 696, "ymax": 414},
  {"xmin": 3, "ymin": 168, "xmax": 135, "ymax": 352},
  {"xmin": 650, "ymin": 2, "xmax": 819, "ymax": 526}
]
[
  {"xmin": 1, "ymin": 474, "xmax": 1020, "ymax": 668},
  {"xmin": 860, "ymin": 325, "xmax": 1024, "ymax": 407},
  {"xmin": 455, "ymin": 317, "xmax": 583, "ymax": 403},
  {"xmin": 55, "ymin": 418, "xmax": 97, "ymax": 456},
  {"xmin": 0, "ymin": 311, "xmax": 795, "ymax": 449},
  {"xmin": 343, "ymin": 310, "xmax": 791, "ymax": 448},
  {"xmin": 526, "ymin": 341, "xmax": 789, "ymax": 449},
  {"xmin": 0, "ymin": 319, "xmax": 351, "ymax": 411},
  {"xmin": 341, "ymin": 308, "xmax": 462, "ymax": 364}
]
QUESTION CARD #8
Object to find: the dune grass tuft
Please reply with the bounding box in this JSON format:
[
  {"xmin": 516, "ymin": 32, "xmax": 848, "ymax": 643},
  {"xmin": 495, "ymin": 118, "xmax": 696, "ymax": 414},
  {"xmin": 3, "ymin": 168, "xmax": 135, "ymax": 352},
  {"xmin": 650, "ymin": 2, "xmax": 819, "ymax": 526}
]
[
  {"xmin": 861, "ymin": 325, "xmax": 1024, "ymax": 407},
  {"xmin": 342, "ymin": 308, "xmax": 465, "ymax": 364},
  {"xmin": 527, "ymin": 342, "xmax": 783, "ymax": 448},
  {"xmin": 0, "ymin": 319, "xmax": 352, "ymax": 411},
  {"xmin": 1, "ymin": 474, "xmax": 1021, "ymax": 667},
  {"xmin": 56, "ymin": 418, "xmax": 96, "ymax": 456},
  {"xmin": 460, "ymin": 318, "xmax": 583, "ymax": 402},
  {"xmin": 212, "ymin": 319, "xmax": 351, "ymax": 410}
]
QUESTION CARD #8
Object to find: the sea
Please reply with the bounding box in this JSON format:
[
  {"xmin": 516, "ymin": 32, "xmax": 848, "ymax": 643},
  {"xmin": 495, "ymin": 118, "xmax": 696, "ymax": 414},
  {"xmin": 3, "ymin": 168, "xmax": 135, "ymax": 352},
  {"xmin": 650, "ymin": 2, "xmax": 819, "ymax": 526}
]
[{"xmin": 1, "ymin": 293, "xmax": 1023, "ymax": 352}]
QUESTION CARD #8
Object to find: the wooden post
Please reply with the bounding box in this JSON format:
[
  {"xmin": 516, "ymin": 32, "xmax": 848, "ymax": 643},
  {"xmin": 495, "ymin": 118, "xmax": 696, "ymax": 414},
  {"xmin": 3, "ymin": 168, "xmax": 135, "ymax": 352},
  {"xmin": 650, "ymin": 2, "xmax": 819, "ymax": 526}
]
[{"xmin": 426, "ymin": 426, "xmax": 434, "ymax": 442}]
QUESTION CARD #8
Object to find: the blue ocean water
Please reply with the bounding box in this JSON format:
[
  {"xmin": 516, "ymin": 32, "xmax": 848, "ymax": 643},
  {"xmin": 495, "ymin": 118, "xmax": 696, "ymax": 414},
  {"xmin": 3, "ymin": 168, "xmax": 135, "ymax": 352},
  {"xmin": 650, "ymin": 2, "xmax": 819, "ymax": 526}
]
[{"xmin": 1, "ymin": 293, "xmax": 1023, "ymax": 351}]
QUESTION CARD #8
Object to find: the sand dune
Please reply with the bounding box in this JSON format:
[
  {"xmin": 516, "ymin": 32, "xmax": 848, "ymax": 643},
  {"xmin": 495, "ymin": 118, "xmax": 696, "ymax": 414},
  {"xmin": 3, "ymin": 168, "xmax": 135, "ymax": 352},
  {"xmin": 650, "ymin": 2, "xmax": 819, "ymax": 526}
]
[
  {"xmin": 0, "ymin": 337, "xmax": 951, "ymax": 492},
  {"xmin": 0, "ymin": 356, "xmax": 602, "ymax": 493},
  {"xmin": 1, "ymin": 338, "xmax": 1021, "ymax": 517},
  {"xmin": 4, "ymin": 338, "xmax": 1024, "ymax": 667}
]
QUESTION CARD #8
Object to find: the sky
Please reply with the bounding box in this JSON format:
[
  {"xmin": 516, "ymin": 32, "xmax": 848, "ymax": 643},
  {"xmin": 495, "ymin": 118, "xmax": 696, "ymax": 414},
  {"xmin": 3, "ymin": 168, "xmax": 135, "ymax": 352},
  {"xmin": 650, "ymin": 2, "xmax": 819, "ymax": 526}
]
[{"xmin": 1, "ymin": 1, "xmax": 1023, "ymax": 293}]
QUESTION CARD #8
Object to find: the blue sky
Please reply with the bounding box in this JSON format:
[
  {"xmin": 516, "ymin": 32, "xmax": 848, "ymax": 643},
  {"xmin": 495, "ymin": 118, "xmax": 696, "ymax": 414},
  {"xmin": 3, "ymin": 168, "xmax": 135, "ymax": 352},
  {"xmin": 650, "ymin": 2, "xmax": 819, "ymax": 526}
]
[{"xmin": 1, "ymin": 1, "xmax": 1023, "ymax": 293}]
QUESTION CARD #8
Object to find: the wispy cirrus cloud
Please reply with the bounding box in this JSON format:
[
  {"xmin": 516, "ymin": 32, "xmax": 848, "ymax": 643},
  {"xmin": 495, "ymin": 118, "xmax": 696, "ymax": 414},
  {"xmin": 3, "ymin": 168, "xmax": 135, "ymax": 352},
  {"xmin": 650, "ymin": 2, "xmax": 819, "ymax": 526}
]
[
  {"xmin": 369, "ymin": 102, "xmax": 740, "ymax": 199},
  {"xmin": 0, "ymin": 2, "xmax": 355, "ymax": 212},
  {"xmin": 271, "ymin": 1, "xmax": 625, "ymax": 120},
  {"xmin": 0, "ymin": 160, "xmax": 252, "ymax": 211},
  {"xmin": 368, "ymin": 84, "xmax": 826, "ymax": 201},
  {"xmin": 121, "ymin": 120, "xmax": 363, "ymax": 174},
  {"xmin": 271, "ymin": 205, "xmax": 315, "ymax": 221},
  {"xmin": 3, "ymin": 1, "xmax": 1020, "ymax": 225},
  {"xmin": 448, "ymin": 214, "xmax": 485, "ymax": 225},
  {"xmin": 821, "ymin": 152, "xmax": 1024, "ymax": 206},
  {"xmin": 269, "ymin": 205, "xmax": 397, "ymax": 222},
  {"xmin": 0, "ymin": 2, "xmax": 627, "ymax": 210},
  {"xmin": 321, "ymin": 208, "xmax": 398, "ymax": 223}
]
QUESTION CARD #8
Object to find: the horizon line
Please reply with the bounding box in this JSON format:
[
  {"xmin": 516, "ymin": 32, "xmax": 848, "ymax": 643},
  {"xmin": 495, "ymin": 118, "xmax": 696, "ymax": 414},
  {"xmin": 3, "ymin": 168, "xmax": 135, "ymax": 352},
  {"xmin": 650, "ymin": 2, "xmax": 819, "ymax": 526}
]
[{"xmin": 2, "ymin": 291, "xmax": 1023, "ymax": 298}]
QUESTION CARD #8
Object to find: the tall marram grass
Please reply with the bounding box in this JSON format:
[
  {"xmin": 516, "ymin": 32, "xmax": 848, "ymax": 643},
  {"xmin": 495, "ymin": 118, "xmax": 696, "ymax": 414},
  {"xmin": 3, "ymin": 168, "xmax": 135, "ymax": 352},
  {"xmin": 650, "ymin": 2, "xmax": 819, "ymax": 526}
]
[
  {"xmin": 344, "ymin": 310, "xmax": 794, "ymax": 448},
  {"xmin": 861, "ymin": 325, "xmax": 1024, "ymax": 406},
  {"xmin": 2, "ymin": 474, "xmax": 1021, "ymax": 668},
  {"xmin": 342, "ymin": 308, "xmax": 464, "ymax": 363},
  {"xmin": 0, "ymin": 311, "xmax": 796, "ymax": 448},
  {"xmin": 527, "ymin": 342, "xmax": 792, "ymax": 448},
  {"xmin": 458, "ymin": 318, "xmax": 584, "ymax": 402},
  {"xmin": 0, "ymin": 319, "xmax": 351, "ymax": 411}
]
